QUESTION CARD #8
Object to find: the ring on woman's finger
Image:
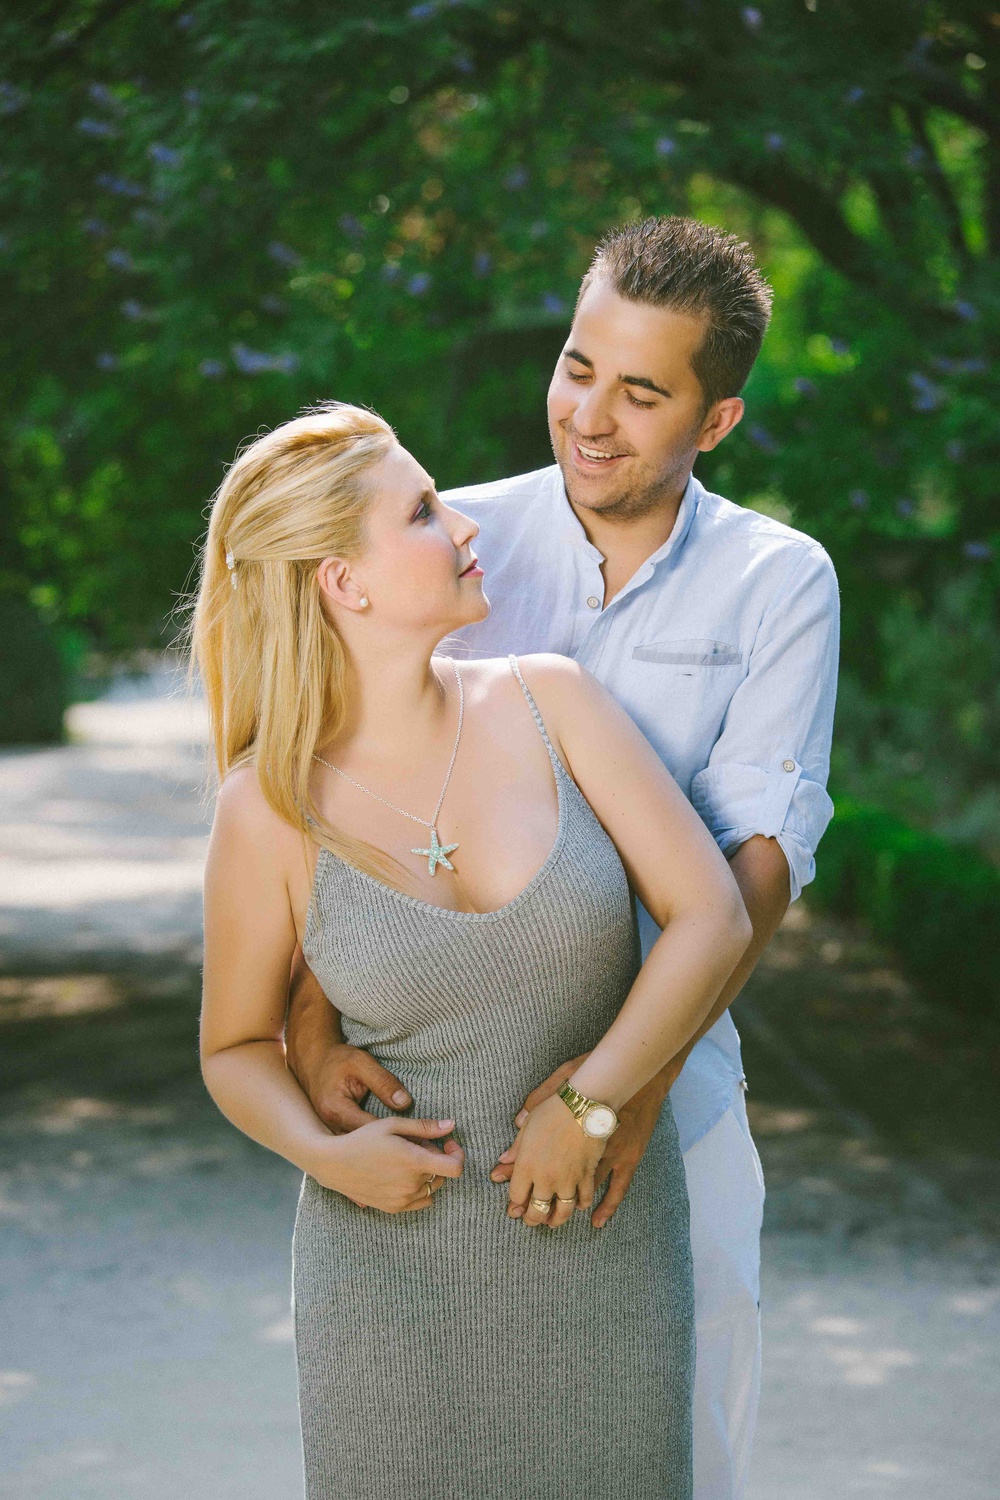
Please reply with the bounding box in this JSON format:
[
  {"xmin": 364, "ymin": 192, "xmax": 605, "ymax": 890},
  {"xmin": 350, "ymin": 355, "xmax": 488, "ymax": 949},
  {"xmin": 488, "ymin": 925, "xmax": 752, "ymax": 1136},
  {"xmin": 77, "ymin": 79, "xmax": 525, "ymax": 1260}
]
[
  {"xmin": 529, "ymin": 1196, "xmax": 552, "ymax": 1214},
  {"xmin": 423, "ymin": 1180, "xmax": 433, "ymax": 1198},
  {"xmin": 555, "ymin": 1195, "xmax": 576, "ymax": 1205}
]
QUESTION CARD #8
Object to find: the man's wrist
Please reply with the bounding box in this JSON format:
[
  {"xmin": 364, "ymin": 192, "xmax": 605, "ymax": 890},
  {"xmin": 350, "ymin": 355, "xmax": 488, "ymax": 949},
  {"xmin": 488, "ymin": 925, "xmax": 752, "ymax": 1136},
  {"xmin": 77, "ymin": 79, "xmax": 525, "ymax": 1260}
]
[
  {"xmin": 651, "ymin": 1058, "xmax": 681, "ymax": 1100},
  {"xmin": 285, "ymin": 1020, "xmax": 345, "ymax": 1089}
]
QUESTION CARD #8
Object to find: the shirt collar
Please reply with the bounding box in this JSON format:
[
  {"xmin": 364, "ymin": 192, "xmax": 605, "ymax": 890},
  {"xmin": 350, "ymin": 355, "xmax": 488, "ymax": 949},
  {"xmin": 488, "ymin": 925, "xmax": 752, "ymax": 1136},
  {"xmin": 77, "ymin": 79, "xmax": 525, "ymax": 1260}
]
[{"xmin": 546, "ymin": 464, "xmax": 701, "ymax": 575}]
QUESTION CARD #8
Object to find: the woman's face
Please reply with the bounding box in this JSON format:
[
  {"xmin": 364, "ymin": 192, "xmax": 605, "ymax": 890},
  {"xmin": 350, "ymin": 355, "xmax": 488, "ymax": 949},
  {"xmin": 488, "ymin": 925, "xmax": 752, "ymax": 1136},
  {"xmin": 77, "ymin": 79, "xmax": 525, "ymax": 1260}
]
[{"xmin": 351, "ymin": 443, "xmax": 488, "ymax": 635}]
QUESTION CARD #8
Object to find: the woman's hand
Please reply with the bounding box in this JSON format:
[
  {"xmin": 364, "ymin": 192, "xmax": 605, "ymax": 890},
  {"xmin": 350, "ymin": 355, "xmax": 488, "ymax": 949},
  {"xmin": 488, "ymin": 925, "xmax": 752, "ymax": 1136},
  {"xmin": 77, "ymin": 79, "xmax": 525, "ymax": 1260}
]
[
  {"xmin": 308, "ymin": 1116, "xmax": 465, "ymax": 1213},
  {"xmin": 506, "ymin": 1095, "xmax": 605, "ymax": 1230}
]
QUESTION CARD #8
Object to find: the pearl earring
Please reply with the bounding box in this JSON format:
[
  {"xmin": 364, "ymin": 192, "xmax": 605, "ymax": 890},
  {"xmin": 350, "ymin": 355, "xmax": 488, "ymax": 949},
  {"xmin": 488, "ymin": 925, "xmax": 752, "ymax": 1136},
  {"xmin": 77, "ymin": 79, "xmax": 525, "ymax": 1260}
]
[{"xmin": 359, "ymin": 596, "xmax": 369, "ymax": 609}]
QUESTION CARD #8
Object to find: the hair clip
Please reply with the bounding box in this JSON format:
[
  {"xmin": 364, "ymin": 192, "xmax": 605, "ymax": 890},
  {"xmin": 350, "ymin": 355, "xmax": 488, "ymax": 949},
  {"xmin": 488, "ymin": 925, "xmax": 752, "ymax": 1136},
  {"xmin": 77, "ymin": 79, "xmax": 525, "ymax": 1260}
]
[{"xmin": 225, "ymin": 546, "xmax": 238, "ymax": 589}]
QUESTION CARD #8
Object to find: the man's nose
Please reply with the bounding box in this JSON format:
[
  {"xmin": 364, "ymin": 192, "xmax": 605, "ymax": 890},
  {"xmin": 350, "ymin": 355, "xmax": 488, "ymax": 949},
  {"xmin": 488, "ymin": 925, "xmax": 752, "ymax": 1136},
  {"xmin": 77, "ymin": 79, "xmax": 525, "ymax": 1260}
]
[{"xmin": 572, "ymin": 385, "xmax": 616, "ymax": 437}]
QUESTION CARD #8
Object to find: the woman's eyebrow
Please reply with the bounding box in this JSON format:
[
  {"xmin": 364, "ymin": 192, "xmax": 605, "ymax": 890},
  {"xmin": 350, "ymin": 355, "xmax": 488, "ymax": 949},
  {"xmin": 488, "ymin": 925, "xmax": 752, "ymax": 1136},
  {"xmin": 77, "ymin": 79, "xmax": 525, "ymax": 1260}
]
[{"xmin": 564, "ymin": 347, "xmax": 671, "ymax": 399}]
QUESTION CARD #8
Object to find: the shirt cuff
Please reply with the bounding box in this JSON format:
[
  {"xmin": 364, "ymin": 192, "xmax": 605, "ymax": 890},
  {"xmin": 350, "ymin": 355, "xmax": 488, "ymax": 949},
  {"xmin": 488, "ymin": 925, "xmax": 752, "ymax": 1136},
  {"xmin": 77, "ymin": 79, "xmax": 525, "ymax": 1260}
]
[{"xmin": 689, "ymin": 758, "xmax": 834, "ymax": 903}]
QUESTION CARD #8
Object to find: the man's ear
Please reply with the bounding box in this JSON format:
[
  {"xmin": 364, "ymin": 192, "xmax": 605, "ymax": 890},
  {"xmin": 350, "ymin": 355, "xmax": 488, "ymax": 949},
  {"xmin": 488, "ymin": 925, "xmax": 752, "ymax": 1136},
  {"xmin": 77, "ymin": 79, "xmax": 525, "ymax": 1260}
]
[
  {"xmin": 316, "ymin": 556, "xmax": 366, "ymax": 613},
  {"xmin": 697, "ymin": 396, "xmax": 744, "ymax": 453}
]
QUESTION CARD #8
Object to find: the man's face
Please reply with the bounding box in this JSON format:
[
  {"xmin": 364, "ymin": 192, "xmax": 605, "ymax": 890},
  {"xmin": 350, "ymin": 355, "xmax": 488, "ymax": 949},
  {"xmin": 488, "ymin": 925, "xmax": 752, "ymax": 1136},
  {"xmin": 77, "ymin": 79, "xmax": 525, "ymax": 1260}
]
[{"xmin": 546, "ymin": 276, "xmax": 741, "ymax": 522}]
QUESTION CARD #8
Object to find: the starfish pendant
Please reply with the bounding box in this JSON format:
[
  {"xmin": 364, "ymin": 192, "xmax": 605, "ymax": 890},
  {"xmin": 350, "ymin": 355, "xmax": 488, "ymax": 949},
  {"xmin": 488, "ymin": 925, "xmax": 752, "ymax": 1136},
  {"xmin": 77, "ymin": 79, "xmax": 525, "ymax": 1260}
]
[{"xmin": 411, "ymin": 827, "xmax": 459, "ymax": 876}]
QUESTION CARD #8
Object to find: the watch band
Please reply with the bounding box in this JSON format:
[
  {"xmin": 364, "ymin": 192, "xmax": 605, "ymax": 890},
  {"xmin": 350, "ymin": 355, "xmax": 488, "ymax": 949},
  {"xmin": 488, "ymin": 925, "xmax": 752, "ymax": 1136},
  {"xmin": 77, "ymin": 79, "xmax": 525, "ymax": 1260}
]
[
  {"xmin": 557, "ymin": 1081, "xmax": 594, "ymax": 1124},
  {"xmin": 557, "ymin": 1081, "xmax": 619, "ymax": 1137}
]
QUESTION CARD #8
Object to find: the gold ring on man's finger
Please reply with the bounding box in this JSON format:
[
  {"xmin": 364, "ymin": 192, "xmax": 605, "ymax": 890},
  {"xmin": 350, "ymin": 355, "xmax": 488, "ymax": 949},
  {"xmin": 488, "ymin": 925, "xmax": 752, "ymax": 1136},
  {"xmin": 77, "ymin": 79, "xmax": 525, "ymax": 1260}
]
[
  {"xmin": 529, "ymin": 1197, "xmax": 552, "ymax": 1214},
  {"xmin": 555, "ymin": 1195, "xmax": 576, "ymax": 1205},
  {"xmin": 424, "ymin": 1180, "xmax": 433, "ymax": 1198}
]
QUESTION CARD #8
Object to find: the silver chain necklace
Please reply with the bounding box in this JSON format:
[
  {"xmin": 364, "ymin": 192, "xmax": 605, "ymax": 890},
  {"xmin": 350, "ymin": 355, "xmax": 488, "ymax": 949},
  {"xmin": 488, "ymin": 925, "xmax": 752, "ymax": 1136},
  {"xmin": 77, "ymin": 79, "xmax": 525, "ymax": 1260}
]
[{"xmin": 312, "ymin": 658, "xmax": 464, "ymax": 876}]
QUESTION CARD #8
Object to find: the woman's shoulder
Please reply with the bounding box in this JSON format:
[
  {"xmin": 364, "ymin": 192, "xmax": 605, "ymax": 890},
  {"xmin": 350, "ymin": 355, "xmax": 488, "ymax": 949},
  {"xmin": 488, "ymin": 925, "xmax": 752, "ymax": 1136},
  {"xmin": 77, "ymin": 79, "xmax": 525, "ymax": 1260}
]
[
  {"xmin": 450, "ymin": 651, "xmax": 609, "ymax": 749},
  {"xmin": 213, "ymin": 762, "xmax": 302, "ymax": 860}
]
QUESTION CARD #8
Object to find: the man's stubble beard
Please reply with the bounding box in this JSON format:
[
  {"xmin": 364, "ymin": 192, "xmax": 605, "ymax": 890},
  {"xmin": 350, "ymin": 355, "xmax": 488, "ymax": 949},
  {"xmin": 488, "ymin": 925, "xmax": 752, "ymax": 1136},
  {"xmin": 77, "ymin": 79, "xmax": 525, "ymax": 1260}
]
[{"xmin": 554, "ymin": 426, "xmax": 700, "ymax": 526}]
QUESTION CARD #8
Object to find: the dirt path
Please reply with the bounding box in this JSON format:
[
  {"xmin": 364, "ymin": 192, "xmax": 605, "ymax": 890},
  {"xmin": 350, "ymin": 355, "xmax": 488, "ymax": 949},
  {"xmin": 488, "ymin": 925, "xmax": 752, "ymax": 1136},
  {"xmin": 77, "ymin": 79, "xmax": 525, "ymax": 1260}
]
[{"xmin": 1, "ymin": 661, "xmax": 997, "ymax": 1499}]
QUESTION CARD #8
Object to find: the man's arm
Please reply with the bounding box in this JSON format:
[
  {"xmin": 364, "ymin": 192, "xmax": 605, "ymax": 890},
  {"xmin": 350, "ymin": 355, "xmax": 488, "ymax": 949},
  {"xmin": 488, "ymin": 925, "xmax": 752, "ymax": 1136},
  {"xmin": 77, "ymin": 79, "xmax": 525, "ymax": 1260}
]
[{"xmin": 284, "ymin": 947, "xmax": 413, "ymax": 1131}]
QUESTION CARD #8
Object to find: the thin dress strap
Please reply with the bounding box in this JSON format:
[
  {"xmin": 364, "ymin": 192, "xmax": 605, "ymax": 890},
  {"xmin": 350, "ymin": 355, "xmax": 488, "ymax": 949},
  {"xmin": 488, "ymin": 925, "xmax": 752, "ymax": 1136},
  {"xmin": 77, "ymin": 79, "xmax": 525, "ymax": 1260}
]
[{"xmin": 507, "ymin": 654, "xmax": 564, "ymax": 773}]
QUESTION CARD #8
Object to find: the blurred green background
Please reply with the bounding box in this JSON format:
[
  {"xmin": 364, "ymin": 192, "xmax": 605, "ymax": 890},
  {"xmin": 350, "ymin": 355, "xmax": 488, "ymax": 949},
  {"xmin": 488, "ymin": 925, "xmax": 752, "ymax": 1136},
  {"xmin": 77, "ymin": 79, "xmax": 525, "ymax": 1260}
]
[{"xmin": 2, "ymin": 0, "xmax": 998, "ymax": 1006}]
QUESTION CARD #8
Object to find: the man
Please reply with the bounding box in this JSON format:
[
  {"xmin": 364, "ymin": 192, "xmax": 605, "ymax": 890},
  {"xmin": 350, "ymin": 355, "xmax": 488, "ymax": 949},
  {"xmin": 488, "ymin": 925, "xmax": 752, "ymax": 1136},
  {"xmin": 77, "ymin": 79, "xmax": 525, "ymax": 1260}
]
[{"xmin": 284, "ymin": 215, "xmax": 840, "ymax": 1499}]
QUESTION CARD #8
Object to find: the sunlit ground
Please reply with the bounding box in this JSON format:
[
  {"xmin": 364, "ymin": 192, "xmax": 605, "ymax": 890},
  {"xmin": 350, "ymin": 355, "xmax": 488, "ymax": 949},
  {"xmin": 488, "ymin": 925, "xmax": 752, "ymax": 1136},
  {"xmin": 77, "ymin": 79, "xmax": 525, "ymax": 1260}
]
[{"xmin": 0, "ymin": 657, "xmax": 997, "ymax": 1498}]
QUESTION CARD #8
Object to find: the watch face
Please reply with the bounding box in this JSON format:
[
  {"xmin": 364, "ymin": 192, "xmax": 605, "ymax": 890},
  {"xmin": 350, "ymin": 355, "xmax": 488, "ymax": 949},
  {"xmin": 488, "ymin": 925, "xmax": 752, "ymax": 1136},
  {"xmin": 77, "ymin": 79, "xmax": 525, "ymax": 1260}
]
[{"xmin": 582, "ymin": 1105, "xmax": 617, "ymax": 1139}]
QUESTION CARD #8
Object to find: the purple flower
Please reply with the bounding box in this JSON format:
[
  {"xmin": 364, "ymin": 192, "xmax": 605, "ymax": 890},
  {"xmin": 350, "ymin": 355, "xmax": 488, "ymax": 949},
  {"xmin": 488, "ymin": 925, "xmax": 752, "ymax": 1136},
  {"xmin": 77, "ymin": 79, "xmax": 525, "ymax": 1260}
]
[
  {"xmin": 77, "ymin": 117, "xmax": 115, "ymax": 137},
  {"xmin": 106, "ymin": 248, "xmax": 135, "ymax": 271},
  {"xmin": 148, "ymin": 143, "xmax": 181, "ymax": 167},
  {"xmin": 656, "ymin": 136, "xmax": 676, "ymax": 157},
  {"xmin": 407, "ymin": 272, "xmax": 432, "ymax": 296},
  {"xmin": 954, "ymin": 299, "xmax": 979, "ymax": 322},
  {"xmin": 131, "ymin": 208, "xmax": 160, "ymax": 229},
  {"xmin": 542, "ymin": 293, "xmax": 566, "ymax": 315},
  {"xmin": 504, "ymin": 166, "xmax": 529, "ymax": 191},
  {"xmin": 946, "ymin": 440, "xmax": 965, "ymax": 462},
  {"xmin": 260, "ymin": 294, "xmax": 287, "ymax": 315},
  {"xmin": 267, "ymin": 241, "xmax": 302, "ymax": 269},
  {"xmin": 765, "ymin": 132, "xmax": 784, "ymax": 152},
  {"xmin": 82, "ymin": 217, "xmax": 108, "ymax": 237},
  {"xmin": 454, "ymin": 54, "xmax": 475, "ymax": 75},
  {"xmin": 843, "ymin": 85, "xmax": 865, "ymax": 105},
  {"xmin": 963, "ymin": 541, "xmax": 993, "ymax": 561},
  {"xmin": 741, "ymin": 7, "xmax": 763, "ymax": 31},
  {"xmin": 747, "ymin": 423, "xmax": 780, "ymax": 454},
  {"xmin": 931, "ymin": 356, "xmax": 987, "ymax": 376},
  {"xmin": 95, "ymin": 352, "xmax": 119, "ymax": 371},
  {"xmin": 907, "ymin": 371, "xmax": 944, "ymax": 412},
  {"xmin": 198, "ymin": 359, "xmax": 225, "ymax": 378},
  {"xmin": 895, "ymin": 498, "xmax": 914, "ymax": 518},
  {"xmin": 793, "ymin": 377, "xmax": 817, "ymax": 397},
  {"xmin": 96, "ymin": 173, "xmax": 145, "ymax": 199},
  {"xmin": 339, "ymin": 214, "xmax": 365, "ymax": 240},
  {"xmin": 849, "ymin": 489, "xmax": 869, "ymax": 510},
  {"xmin": 0, "ymin": 83, "xmax": 27, "ymax": 116},
  {"xmin": 231, "ymin": 343, "xmax": 298, "ymax": 375},
  {"xmin": 381, "ymin": 262, "xmax": 402, "ymax": 284},
  {"xmin": 120, "ymin": 298, "xmax": 146, "ymax": 319},
  {"xmin": 87, "ymin": 83, "xmax": 116, "ymax": 107},
  {"xmin": 830, "ymin": 337, "xmax": 850, "ymax": 355},
  {"xmin": 184, "ymin": 88, "xmax": 201, "ymax": 106},
  {"xmin": 177, "ymin": 12, "xmax": 195, "ymax": 28},
  {"xmin": 409, "ymin": 2, "xmax": 437, "ymax": 16},
  {"xmin": 474, "ymin": 251, "xmax": 492, "ymax": 278}
]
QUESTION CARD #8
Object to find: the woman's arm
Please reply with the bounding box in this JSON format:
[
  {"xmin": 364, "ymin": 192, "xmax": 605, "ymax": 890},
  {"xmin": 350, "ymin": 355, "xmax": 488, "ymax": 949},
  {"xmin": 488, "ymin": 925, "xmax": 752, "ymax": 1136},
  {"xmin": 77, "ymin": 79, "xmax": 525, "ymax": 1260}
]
[
  {"xmin": 506, "ymin": 654, "xmax": 754, "ymax": 1228},
  {"xmin": 200, "ymin": 767, "xmax": 462, "ymax": 1211},
  {"xmin": 534, "ymin": 653, "xmax": 752, "ymax": 1104}
]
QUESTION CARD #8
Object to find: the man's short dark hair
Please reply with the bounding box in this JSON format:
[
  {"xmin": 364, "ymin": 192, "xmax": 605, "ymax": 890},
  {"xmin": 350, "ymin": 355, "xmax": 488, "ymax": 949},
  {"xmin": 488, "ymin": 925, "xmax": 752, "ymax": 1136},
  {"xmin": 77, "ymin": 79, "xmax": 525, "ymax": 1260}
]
[{"xmin": 576, "ymin": 216, "xmax": 773, "ymax": 408}]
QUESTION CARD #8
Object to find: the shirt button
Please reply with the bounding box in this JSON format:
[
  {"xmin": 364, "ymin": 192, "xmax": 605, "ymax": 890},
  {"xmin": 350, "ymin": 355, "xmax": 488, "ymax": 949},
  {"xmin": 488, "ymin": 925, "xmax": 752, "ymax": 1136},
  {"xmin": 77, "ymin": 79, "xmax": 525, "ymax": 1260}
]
[
  {"xmin": 782, "ymin": 759, "xmax": 796, "ymax": 772},
  {"xmin": 587, "ymin": 596, "xmax": 601, "ymax": 610}
]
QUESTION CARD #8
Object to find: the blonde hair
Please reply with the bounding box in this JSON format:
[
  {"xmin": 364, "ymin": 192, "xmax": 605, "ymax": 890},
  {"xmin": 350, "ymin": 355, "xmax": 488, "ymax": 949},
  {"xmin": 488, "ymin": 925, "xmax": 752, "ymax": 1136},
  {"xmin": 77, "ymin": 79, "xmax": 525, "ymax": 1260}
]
[{"xmin": 183, "ymin": 399, "xmax": 399, "ymax": 878}]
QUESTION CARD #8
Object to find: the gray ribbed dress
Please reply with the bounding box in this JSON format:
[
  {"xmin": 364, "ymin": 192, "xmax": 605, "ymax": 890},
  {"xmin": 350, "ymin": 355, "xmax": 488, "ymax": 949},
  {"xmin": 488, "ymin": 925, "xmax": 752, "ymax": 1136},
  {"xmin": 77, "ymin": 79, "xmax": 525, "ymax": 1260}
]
[{"xmin": 294, "ymin": 656, "xmax": 694, "ymax": 1499}]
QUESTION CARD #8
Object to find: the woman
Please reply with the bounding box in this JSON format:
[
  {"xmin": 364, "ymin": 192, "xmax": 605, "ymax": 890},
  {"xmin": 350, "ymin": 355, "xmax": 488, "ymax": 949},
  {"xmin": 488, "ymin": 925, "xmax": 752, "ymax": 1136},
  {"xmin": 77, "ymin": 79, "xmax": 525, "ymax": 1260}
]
[{"xmin": 192, "ymin": 400, "xmax": 752, "ymax": 1499}]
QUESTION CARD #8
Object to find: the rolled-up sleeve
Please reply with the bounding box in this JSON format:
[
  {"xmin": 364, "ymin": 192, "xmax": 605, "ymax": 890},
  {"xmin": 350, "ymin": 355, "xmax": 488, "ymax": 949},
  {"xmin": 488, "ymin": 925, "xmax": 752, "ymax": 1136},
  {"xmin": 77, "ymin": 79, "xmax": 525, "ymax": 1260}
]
[{"xmin": 689, "ymin": 543, "xmax": 840, "ymax": 902}]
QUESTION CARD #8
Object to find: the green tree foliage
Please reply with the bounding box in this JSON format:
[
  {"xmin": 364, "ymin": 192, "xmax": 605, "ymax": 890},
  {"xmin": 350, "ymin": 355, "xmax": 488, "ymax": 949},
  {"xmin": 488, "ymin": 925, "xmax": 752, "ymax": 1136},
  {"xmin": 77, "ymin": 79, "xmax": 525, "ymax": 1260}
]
[{"xmin": 1, "ymin": 1, "xmax": 997, "ymax": 828}]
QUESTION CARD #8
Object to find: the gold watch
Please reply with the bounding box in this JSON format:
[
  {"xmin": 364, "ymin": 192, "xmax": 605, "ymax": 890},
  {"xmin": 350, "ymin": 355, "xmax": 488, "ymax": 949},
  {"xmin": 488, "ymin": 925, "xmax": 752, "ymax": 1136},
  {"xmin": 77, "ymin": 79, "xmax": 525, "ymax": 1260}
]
[{"xmin": 558, "ymin": 1082, "xmax": 620, "ymax": 1140}]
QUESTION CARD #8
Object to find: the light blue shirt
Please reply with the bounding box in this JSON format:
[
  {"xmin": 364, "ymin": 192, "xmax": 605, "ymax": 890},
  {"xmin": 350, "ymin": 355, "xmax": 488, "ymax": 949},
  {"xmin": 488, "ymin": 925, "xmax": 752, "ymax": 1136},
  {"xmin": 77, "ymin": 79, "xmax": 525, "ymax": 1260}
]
[{"xmin": 439, "ymin": 463, "xmax": 840, "ymax": 1152}]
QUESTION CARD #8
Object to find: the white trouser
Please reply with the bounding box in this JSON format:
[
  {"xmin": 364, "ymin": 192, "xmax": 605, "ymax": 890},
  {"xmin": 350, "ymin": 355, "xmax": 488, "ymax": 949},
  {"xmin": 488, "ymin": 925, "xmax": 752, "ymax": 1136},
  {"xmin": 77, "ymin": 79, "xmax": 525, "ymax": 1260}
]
[{"xmin": 682, "ymin": 1084, "xmax": 765, "ymax": 1500}]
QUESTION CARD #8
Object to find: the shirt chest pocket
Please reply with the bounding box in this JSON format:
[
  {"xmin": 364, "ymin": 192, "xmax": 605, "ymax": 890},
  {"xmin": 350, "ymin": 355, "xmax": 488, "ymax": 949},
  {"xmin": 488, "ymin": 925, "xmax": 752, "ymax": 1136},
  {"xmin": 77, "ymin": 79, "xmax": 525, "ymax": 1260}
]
[{"xmin": 632, "ymin": 638, "xmax": 744, "ymax": 670}]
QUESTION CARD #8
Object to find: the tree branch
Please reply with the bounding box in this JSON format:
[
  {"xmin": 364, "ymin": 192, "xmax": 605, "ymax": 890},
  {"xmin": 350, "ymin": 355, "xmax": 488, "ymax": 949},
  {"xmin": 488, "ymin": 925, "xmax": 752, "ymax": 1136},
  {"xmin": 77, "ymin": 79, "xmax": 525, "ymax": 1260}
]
[
  {"xmin": 907, "ymin": 61, "xmax": 1000, "ymax": 142},
  {"xmin": 905, "ymin": 104, "xmax": 975, "ymax": 270}
]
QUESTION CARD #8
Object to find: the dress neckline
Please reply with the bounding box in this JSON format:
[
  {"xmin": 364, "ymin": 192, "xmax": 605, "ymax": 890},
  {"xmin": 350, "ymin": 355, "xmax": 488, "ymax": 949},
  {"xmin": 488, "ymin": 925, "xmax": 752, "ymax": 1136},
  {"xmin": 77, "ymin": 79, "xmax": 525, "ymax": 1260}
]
[{"xmin": 305, "ymin": 754, "xmax": 573, "ymax": 927}]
